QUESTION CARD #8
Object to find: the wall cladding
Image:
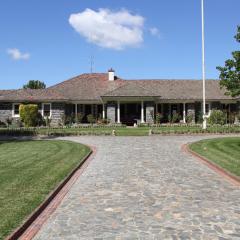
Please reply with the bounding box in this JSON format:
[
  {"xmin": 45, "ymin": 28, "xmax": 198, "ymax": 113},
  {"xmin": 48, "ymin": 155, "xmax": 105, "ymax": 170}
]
[
  {"xmin": 146, "ymin": 102, "xmax": 154, "ymax": 123},
  {"xmin": 107, "ymin": 103, "xmax": 116, "ymax": 123},
  {"xmin": 0, "ymin": 103, "xmax": 12, "ymax": 122},
  {"xmin": 187, "ymin": 103, "xmax": 195, "ymax": 123},
  {"xmin": 51, "ymin": 102, "xmax": 65, "ymax": 126}
]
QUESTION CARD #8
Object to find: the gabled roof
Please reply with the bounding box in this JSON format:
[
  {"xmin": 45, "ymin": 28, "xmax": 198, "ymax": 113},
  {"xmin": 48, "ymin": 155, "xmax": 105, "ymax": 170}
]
[
  {"xmin": 48, "ymin": 73, "xmax": 125, "ymax": 101},
  {"xmin": 103, "ymin": 81, "xmax": 161, "ymax": 97}
]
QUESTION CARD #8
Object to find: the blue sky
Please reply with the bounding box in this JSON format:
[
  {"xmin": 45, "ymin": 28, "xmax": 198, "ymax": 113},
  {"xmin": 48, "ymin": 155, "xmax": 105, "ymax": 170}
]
[{"xmin": 0, "ymin": 0, "xmax": 239, "ymax": 89}]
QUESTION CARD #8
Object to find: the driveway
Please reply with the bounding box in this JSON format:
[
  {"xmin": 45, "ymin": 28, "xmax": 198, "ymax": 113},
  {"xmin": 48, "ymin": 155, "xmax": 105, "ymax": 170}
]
[{"xmin": 33, "ymin": 136, "xmax": 240, "ymax": 240}]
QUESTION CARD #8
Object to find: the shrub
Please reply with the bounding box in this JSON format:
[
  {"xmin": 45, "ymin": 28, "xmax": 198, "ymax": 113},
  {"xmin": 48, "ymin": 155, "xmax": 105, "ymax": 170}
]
[
  {"xmin": 167, "ymin": 114, "xmax": 172, "ymax": 123},
  {"xmin": 228, "ymin": 112, "xmax": 236, "ymax": 124},
  {"xmin": 76, "ymin": 112, "xmax": 84, "ymax": 124},
  {"xmin": 45, "ymin": 116, "xmax": 51, "ymax": 127},
  {"xmin": 0, "ymin": 120, "xmax": 6, "ymax": 128},
  {"xmin": 172, "ymin": 113, "xmax": 180, "ymax": 123},
  {"xmin": 155, "ymin": 113, "xmax": 163, "ymax": 124},
  {"xmin": 196, "ymin": 112, "xmax": 203, "ymax": 124},
  {"xmin": 208, "ymin": 110, "xmax": 226, "ymax": 125},
  {"xmin": 19, "ymin": 104, "xmax": 38, "ymax": 127},
  {"xmin": 87, "ymin": 114, "xmax": 96, "ymax": 124},
  {"xmin": 6, "ymin": 117, "xmax": 13, "ymax": 127}
]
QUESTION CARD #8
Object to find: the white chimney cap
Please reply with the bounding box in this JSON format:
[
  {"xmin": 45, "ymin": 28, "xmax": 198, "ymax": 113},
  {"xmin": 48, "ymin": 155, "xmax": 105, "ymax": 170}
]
[{"xmin": 108, "ymin": 68, "xmax": 115, "ymax": 81}]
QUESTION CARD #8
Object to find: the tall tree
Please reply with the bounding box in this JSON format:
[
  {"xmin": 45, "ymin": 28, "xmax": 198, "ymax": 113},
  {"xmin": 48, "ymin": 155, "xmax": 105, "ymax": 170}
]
[
  {"xmin": 23, "ymin": 80, "xmax": 46, "ymax": 89},
  {"xmin": 217, "ymin": 26, "xmax": 240, "ymax": 97}
]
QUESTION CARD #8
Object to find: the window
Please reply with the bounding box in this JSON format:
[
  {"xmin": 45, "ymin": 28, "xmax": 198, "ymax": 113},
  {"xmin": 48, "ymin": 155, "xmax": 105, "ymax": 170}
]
[
  {"xmin": 42, "ymin": 103, "xmax": 51, "ymax": 117},
  {"xmin": 12, "ymin": 103, "xmax": 20, "ymax": 117}
]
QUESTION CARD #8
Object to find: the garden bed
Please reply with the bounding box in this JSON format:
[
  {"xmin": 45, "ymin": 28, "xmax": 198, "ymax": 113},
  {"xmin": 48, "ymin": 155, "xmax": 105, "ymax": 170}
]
[{"xmin": 0, "ymin": 125, "xmax": 240, "ymax": 136}]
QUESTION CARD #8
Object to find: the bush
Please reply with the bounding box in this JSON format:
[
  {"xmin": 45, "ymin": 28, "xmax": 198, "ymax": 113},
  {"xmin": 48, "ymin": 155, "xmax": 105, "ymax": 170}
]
[
  {"xmin": 208, "ymin": 110, "xmax": 227, "ymax": 125},
  {"xmin": 87, "ymin": 114, "xmax": 96, "ymax": 124},
  {"xmin": 0, "ymin": 121, "xmax": 6, "ymax": 128},
  {"xmin": 45, "ymin": 116, "xmax": 51, "ymax": 127},
  {"xmin": 6, "ymin": 117, "xmax": 13, "ymax": 127},
  {"xmin": 168, "ymin": 113, "xmax": 180, "ymax": 123},
  {"xmin": 155, "ymin": 113, "xmax": 163, "ymax": 124},
  {"xmin": 76, "ymin": 113, "xmax": 84, "ymax": 124},
  {"xmin": 172, "ymin": 113, "xmax": 180, "ymax": 123},
  {"xmin": 19, "ymin": 104, "xmax": 38, "ymax": 127}
]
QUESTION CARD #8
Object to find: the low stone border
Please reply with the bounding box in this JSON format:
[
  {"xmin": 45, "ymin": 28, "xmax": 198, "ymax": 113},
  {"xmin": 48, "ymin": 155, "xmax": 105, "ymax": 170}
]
[
  {"xmin": 182, "ymin": 143, "xmax": 240, "ymax": 186},
  {"xmin": 5, "ymin": 145, "xmax": 96, "ymax": 240}
]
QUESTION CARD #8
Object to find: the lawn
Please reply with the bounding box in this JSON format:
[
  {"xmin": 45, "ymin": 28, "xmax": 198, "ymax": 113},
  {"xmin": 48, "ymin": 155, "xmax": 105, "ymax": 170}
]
[
  {"xmin": 0, "ymin": 140, "xmax": 91, "ymax": 240},
  {"xmin": 190, "ymin": 137, "xmax": 240, "ymax": 177}
]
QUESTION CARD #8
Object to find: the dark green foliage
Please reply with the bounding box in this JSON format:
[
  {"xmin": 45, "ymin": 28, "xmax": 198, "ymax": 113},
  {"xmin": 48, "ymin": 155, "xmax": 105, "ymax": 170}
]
[
  {"xmin": 217, "ymin": 26, "xmax": 240, "ymax": 97},
  {"xmin": 171, "ymin": 113, "xmax": 180, "ymax": 123},
  {"xmin": 208, "ymin": 110, "xmax": 227, "ymax": 125},
  {"xmin": 23, "ymin": 80, "xmax": 46, "ymax": 89},
  {"xmin": 155, "ymin": 113, "xmax": 163, "ymax": 124},
  {"xmin": 19, "ymin": 104, "xmax": 39, "ymax": 127},
  {"xmin": 76, "ymin": 112, "xmax": 84, "ymax": 124},
  {"xmin": 87, "ymin": 114, "xmax": 96, "ymax": 124}
]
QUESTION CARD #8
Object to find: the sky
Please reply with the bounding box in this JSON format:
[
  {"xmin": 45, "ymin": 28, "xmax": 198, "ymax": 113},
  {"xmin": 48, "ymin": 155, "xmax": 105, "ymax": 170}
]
[{"xmin": 0, "ymin": 0, "xmax": 239, "ymax": 89}]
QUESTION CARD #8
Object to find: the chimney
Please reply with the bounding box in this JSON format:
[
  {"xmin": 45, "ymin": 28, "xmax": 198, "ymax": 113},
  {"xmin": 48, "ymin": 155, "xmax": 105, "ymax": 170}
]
[{"xmin": 108, "ymin": 68, "xmax": 115, "ymax": 81}]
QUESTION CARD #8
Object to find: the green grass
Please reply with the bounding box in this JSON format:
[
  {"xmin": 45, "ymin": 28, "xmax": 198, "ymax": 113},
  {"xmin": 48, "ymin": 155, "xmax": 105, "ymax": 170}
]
[
  {"xmin": 190, "ymin": 137, "xmax": 240, "ymax": 177},
  {"xmin": 0, "ymin": 140, "xmax": 91, "ymax": 240}
]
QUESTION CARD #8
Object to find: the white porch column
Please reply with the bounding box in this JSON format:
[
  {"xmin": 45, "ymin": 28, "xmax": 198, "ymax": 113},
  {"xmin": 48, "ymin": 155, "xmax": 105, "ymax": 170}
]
[
  {"xmin": 117, "ymin": 101, "xmax": 121, "ymax": 123},
  {"xmin": 141, "ymin": 101, "xmax": 145, "ymax": 123},
  {"xmin": 183, "ymin": 103, "xmax": 186, "ymax": 123},
  {"xmin": 102, "ymin": 103, "xmax": 105, "ymax": 119},
  {"xmin": 75, "ymin": 103, "xmax": 78, "ymax": 120}
]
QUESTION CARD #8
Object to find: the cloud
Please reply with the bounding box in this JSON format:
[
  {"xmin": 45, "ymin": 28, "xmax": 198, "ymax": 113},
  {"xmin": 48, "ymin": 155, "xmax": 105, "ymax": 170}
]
[
  {"xmin": 69, "ymin": 8, "xmax": 145, "ymax": 50},
  {"xmin": 7, "ymin": 48, "xmax": 30, "ymax": 60},
  {"xmin": 149, "ymin": 27, "xmax": 160, "ymax": 38}
]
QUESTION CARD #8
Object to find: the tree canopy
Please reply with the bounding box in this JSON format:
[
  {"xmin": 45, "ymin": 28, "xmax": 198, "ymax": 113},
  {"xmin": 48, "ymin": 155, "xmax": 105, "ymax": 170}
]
[
  {"xmin": 23, "ymin": 80, "xmax": 46, "ymax": 89},
  {"xmin": 217, "ymin": 26, "xmax": 240, "ymax": 97}
]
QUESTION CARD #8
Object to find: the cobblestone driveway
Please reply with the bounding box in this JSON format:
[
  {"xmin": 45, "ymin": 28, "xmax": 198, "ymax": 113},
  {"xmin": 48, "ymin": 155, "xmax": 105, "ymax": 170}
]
[{"xmin": 33, "ymin": 136, "xmax": 240, "ymax": 240}]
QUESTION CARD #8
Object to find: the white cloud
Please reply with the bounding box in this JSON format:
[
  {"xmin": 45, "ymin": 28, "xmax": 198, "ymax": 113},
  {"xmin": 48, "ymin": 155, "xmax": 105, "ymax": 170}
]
[
  {"xmin": 149, "ymin": 27, "xmax": 160, "ymax": 38},
  {"xmin": 7, "ymin": 48, "xmax": 30, "ymax": 60},
  {"xmin": 69, "ymin": 8, "xmax": 145, "ymax": 50}
]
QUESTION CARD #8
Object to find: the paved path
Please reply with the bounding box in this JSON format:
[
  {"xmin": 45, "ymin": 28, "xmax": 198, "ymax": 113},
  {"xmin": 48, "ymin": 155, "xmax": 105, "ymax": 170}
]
[{"xmin": 33, "ymin": 136, "xmax": 240, "ymax": 240}]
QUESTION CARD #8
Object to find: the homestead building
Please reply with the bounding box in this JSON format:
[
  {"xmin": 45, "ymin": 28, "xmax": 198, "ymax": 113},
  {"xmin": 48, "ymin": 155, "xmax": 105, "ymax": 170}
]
[{"xmin": 0, "ymin": 69, "xmax": 239, "ymax": 126}]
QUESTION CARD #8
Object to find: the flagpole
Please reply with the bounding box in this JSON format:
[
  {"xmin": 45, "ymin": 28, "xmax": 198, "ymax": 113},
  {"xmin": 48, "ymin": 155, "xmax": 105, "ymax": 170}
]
[{"xmin": 201, "ymin": 0, "xmax": 207, "ymax": 129}]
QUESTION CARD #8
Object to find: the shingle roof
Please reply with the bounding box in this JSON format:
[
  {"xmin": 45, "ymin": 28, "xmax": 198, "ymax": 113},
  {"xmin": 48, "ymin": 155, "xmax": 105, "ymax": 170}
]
[
  {"xmin": 0, "ymin": 89, "xmax": 67, "ymax": 102},
  {"xmin": 0, "ymin": 73, "xmax": 237, "ymax": 102},
  {"xmin": 103, "ymin": 81, "xmax": 161, "ymax": 97}
]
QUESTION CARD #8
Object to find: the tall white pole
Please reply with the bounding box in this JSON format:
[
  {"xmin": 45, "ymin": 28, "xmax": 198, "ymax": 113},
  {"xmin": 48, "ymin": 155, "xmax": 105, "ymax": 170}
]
[{"xmin": 201, "ymin": 0, "xmax": 207, "ymax": 129}]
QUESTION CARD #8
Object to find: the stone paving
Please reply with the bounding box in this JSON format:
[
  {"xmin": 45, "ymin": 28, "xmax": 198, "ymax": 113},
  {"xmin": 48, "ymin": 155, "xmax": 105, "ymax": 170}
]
[{"xmin": 33, "ymin": 136, "xmax": 240, "ymax": 240}]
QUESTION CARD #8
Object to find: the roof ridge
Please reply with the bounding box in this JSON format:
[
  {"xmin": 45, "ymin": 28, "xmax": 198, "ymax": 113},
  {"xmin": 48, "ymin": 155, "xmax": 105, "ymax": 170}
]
[{"xmin": 48, "ymin": 73, "xmax": 108, "ymax": 89}]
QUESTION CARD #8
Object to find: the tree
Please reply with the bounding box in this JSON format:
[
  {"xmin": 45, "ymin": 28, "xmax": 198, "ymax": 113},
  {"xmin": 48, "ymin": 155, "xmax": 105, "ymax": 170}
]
[
  {"xmin": 23, "ymin": 80, "xmax": 46, "ymax": 89},
  {"xmin": 217, "ymin": 26, "xmax": 240, "ymax": 97}
]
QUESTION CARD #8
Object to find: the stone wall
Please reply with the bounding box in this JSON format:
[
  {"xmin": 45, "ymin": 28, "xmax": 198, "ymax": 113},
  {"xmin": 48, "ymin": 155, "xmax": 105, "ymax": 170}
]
[
  {"xmin": 0, "ymin": 103, "xmax": 12, "ymax": 122},
  {"xmin": 146, "ymin": 102, "xmax": 154, "ymax": 123},
  {"xmin": 107, "ymin": 103, "xmax": 116, "ymax": 123},
  {"xmin": 51, "ymin": 102, "xmax": 65, "ymax": 126},
  {"xmin": 187, "ymin": 103, "xmax": 195, "ymax": 123}
]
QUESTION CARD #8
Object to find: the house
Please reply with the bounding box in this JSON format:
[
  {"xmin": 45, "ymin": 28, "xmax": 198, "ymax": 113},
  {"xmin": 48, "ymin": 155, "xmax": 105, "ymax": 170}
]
[{"xmin": 0, "ymin": 69, "xmax": 239, "ymax": 125}]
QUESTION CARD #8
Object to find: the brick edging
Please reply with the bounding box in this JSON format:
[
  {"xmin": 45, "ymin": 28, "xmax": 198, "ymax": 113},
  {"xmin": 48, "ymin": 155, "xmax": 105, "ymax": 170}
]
[
  {"xmin": 182, "ymin": 143, "xmax": 240, "ymax": 186},
  {"xmin": 5, "ymin": 146, "xmax": 96, "ymax": 240}
]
